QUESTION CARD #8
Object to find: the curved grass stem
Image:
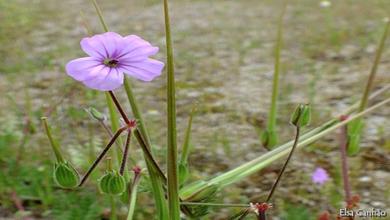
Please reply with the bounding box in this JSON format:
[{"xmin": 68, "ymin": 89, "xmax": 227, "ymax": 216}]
[{"xmin": 180, "ymin": 97, "xmax": 390, "ymax": 198}]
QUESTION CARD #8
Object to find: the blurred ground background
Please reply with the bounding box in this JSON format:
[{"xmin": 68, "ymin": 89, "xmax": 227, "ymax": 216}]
[{"xmin": 0, "ymin": 0, "xmax": 389, "ymax": 219}]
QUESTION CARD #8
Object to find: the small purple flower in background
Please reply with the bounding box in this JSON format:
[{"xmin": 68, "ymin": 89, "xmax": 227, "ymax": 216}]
[
  {"xmin": 311, "ymin": 167, "xmax": 329, "ymax": 185},
  {"xmin": 66, "ymin": 32, "xmax": 164, "ymax": 91}
]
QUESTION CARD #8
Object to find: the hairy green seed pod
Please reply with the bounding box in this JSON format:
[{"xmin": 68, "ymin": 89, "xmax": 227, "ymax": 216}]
[
  {"xmin": 290, "ymin": 104, "xmax": 311, "ymax": 127},
  {"xmin": 99, "ymin": 171, "xmax": 126, "ymax": 195},
  {"xmin": 53, "ymin": 162, "xmax": 79, "ymax": 189}
]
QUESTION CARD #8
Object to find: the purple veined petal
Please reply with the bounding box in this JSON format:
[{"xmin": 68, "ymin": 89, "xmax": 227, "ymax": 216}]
[
  {"xmin": 119, "ymin": 59, "xmax": 164, "ymax": 81},
  {"xmin": 100, "ymin": 32, "xmax": 124, "ymax": 58},
  {"xmin": 82, "ymin": 66, "xmax": 124, "ymax": 91},
  {"xmin": 66, "ymin": 57, "xmax": 104, "ymax": 81},
  {"xmin": 80, "ymin": 38, "xmax": 106, "ymax": 59},
  {"xmin": 80, "ymin": 32, "xmax": 123, "ymax": 59},
  {"xmin": 118, "ymin": 46, "xmax": 159, "ymax": 62},
  {"xmin": 116, "ymin": 35, "xmax": 157, "ymax": 59}
]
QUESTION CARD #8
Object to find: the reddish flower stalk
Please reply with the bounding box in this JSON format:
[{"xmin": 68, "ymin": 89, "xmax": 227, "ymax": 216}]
[
  {"xmin": 119, "ymin": 127, "xmax": 134, "ymax": 175},
  {"xmin": 108, "ymin": 91, "xmax": 130, "ymax": 124},
  {"xmin": 79, "ymin": 126, "xmax": 128, "ymax": 186},
  {"xmin": 339, "ymin": 115, "xmax": 351, "ymax": 203},
  {"xmin": 266, "ymin": 127, "xmax": 301, "ymax": 203}
]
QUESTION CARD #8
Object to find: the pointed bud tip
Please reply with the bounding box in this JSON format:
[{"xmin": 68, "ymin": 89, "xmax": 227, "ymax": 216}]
[
  {"xmin": 87, "ymin": 107, "xmax": 106, "ymax": 121},
  {"xmin": 290, "ymin": 103, "xmax": 311, "ymax": 127}
]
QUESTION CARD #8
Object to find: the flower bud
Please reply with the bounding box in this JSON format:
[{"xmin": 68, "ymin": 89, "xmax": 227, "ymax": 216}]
[
  {"xmin": 54, "ymin": 162, "xmax": 79, "ymax": 189},
  {"xmin": 88, "ymin": 107, "xmax": 106, "ymax": 121},
  {"xmin": 290, "ymin": 104, "xmax": 311, "ymax": 127},
  {"xmin": 99, "ymin": 171, "xmax": 126, "ymax": 195}
]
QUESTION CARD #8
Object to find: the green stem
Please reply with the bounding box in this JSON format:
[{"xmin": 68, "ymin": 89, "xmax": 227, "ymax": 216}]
[
  {"xmin": 267, "ymin": 0, "xmax": 288, "ymax": 132},
  {"xmin": 347, "ymin": 20, "xmax": 389, "ymax": 155},
  {"xmin": 123, "ymin": 78, "xmax": 169, "ymax": 220},
  {"xmin": 41, "ymin": 117, "xmax": 64, "ymax": 163},
  {"xmin": 163, "ymin": 0, "xmax": 180, "ymax": 219},
  {"xmin": 358, "ymin": 20, "xmax": 389, "ymax": 112},
  {"xmin": 123, "ymin": 79, "xmax": 152, "ymax": 147},
  {"xmin": 180, "ymin": 104, "xmax": 196, "ymax": 164},
  {"xmin": 180, "ymin": 97, "xmax": 390, "ymax": 198},
  {"xmin": 134, "ymin": 129, "xmax": 167, "ymax": 182},
  {"xmin": 91, "ymin": 0, "xmax": 109, "ymax": 32},
  {"xmin": 110, "ymin": 196, "xmax": 117, "ymax": 220},
  {"xmin": 126, "ymin": 170, "xmax": 142, "ymax": 220},
  {"xmin": 105, "ymin": 93, "xmax": 122, "ymax": 166}
]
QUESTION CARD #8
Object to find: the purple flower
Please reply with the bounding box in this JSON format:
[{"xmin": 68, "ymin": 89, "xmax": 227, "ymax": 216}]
[
  {"xmin": 311, "ymin": 167, "xmax": 329, "ymax": 185},
  {"xmin": 66, "ymin": 32, "xmax": 164, "ymax": 91}
]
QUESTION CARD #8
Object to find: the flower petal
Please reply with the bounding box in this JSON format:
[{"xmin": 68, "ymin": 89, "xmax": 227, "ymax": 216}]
[
  {"xmin": 80, "ymin": 32, "xmax": 123, "ymax": 59},
  {"xmin": 84, "ymin": 68, "xmax": 122, "ymax": 91},
  {"xmin": 119, "ymin": 59, "xmax": 164, "ymax": 81},
  {"xmin": 82, "ymin": 66, "xmax": 124, "ymax": 91},
  {"xmin": 66, "ymin": 57, "xmax": 103, "ymax": 81},
  {"xmin": 116, "ymin": 35, "xmax": 159, "ymax": 60},
  {"xmin": 118, "ymin": 46, "xmax": 159, "ymax": 62}
]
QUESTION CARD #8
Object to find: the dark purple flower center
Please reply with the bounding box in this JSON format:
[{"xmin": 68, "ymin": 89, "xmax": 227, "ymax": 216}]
[{"xmin": 104, "ymin": 58, "xmax": 119, "ymax": 67}]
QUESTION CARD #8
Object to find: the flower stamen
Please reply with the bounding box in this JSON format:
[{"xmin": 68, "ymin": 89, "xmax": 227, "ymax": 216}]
[{"xmin": 104, "ymin": 58, "xmax": 119, "ymax": 67}]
